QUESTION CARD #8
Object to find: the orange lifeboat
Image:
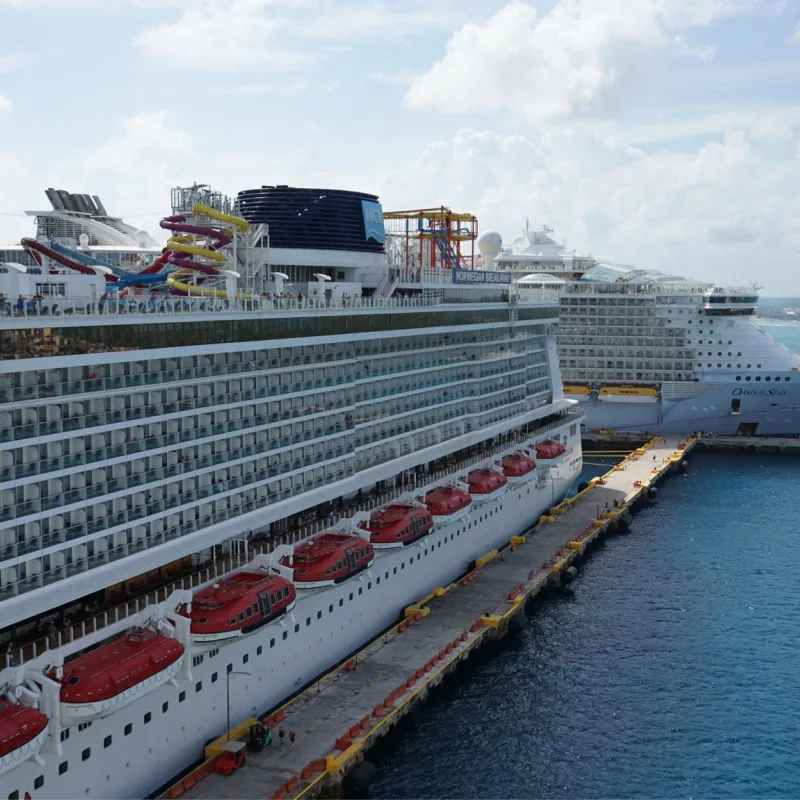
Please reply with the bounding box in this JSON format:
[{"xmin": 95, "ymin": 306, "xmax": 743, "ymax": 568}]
[
  {"xmin": 182, "ymin": 572, "xmax": 296, "ymax": 649},
  {"xmin": 464, "ymin": 468, "xmax": 508, "ymax": 502},
  {"xmin": 50, "ymin": 628, "xmax": 185, "ymax": 727},
  {"xmin": 499, "ymin": 452, "xmax": 536, "ymax": 482},
  {"xmin": 360, "ymin": 504, "xmax": 434, "ymax": 549},
  {"xmin": 534, "ymin": 438, "xmax": 567, "ymax": 465},
  {"xmin": 424, "ymin": 485, "xmax": 472, "ymax": 523},
  {"xmin": 0, "ymin": 701, "xmax": 48, "ymax": 779},
  {"xmin": 280, "ymin": 532, "xmax": 374, "ymax": 588}
]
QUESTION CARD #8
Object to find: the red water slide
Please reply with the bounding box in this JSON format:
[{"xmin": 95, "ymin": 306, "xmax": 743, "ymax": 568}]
[{"xmin": 21, "ymin": 238, "xmax": 118, "ymax": 280}]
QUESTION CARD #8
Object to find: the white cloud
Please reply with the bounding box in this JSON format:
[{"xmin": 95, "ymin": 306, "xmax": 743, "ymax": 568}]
[
  {"xmin": 405, "ymin": 0, "xmax": 781, "ymax": 123},
  {"xmin": 218, "ymin": 81, "xmax": 307, "ymax": 94},
  {"xmin": 134, "ymin": 0, "xmax": 311, "ymax": 72},
  {"xmin": 0, "ymin": 95, "xmax": 11, "ymax": 112},
  {"xmin": 793, "ymin": 22, "xmax": 800, "ymax": 42}
]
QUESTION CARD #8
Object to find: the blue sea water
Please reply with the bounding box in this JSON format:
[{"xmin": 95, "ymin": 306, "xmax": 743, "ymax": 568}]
[
  {"xmin": 370, "ymin": 452, "xmax": 800, "ymax": 799},
  {"xmin": 760, "ymin": 322, "xmax": 800, "ymax": 355}
]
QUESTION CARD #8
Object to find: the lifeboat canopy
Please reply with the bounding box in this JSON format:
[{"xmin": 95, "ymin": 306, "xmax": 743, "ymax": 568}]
[
  {"xmin": 50, "ymin": 628, "xmax": 185, "ymax": 726},
  {"xmin": 465, "ymin": 468, "xmax": 508, "ymax": 495},
  {"xmin": 361, "ymin": 504, "xmax": 434, "ymax": 547},
  {"xmin": 0, "ymin": 701, "xmax": 49, "ymax": 779},
  {"xmin": 280, "ymin": 532, "xmax": 373, "ymax": 587},
  {"xmin": 425, "ymin": 485, "xmax": 472, "ymax": 516},
  {"xmin": 500, "ymin": 452, "xmax": 536, "ymax": 478},
  {"xmin": 534, "ymin": 439, "xmax": 567, "ymax": 461},
  {"xmin": 184, "ymin": 571, "xmax": 296, "ymax": 644}
]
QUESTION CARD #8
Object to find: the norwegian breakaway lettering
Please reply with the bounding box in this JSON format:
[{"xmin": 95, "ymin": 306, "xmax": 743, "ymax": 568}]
[{"xmin": 453, "ymin": 269, "xmax": 512, "ymax": 285}]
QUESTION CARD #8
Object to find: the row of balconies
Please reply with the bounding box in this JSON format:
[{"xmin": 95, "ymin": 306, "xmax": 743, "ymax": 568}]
[{"xmin": 0, "ymin": 327, "xmax": 539, "ymax": 405}]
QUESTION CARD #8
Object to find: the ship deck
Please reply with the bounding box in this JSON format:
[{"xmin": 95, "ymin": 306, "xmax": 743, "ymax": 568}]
[{"xmin": 176, "ymin": 436, "xmax": 691, "ymax": 800}]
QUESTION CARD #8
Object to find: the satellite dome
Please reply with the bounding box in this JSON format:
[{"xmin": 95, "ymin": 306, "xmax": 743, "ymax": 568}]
[
  {"xmin": 78, "ymin": 233, "xmax": 90, "ymax": 248},
  {"xmin": 477, "ymin": 231, "xmax": 502, "ymax": 267},
  {"xmin": 135, "ymin": 230, "xmax": 149, "ymax": 247}
]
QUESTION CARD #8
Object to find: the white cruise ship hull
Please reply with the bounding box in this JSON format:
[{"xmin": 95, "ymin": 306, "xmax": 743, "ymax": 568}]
[
  {"xmin": 578, "ymin": 381, "xmax": 800, "ymax": 435},
  {"xmin": 0, "ymin": 426, "xmax": 580, "ymax": 800}
]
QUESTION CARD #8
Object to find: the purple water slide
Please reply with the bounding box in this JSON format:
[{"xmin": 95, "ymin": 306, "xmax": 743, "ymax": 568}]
[
  {"xmin": 167, "ymin": 254, "xmax": 219, "ymax": 275},
  {"xmin": 159, "ymin": 215, "xmax": 232, "ymax": 248}
]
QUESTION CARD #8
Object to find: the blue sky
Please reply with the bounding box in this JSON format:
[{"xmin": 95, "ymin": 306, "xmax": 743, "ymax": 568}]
[{"xmin": 1, "ymin": 0, "xmax": 799, "ymax": 292}]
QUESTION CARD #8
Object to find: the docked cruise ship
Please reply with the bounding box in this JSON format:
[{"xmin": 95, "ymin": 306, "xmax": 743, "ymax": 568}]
[
  {"xmin": 479, "ymin": 225, "xmax": 800, "ymax": 435},
  {"xmin": 0, "ymin": 189, "xmax": 582, "ymax": 799}
]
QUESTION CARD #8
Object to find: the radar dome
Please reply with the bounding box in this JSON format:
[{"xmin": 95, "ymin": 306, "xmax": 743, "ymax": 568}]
[
  {"xmin": 477, "ymin": 231, "xmax": 502, "ymax": 268},
  {"xmin": 135, "ymin": 230, "xmax": 149, "ymax": 247},
  {"xmin": 78, "ymin": 233, "xmax": 90, "ymax": 248}
]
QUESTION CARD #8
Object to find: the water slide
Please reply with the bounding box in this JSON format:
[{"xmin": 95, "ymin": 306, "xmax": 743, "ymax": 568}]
[
  {"xmin": 161, "ymin": 204, "xmax": 250, "ymax": 298},
  {"xmin": 21, "ymin": 238, "xmax": 117, "ymax": 280}
]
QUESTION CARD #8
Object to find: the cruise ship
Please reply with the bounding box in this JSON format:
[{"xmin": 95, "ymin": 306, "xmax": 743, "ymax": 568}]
[
  {"xmin": 0, "ymin": 189, "xmax": 582, "ymax": 799},
  {"xmin": 478, "ymin": 224, "xmax": 800, "ymax": 435}
]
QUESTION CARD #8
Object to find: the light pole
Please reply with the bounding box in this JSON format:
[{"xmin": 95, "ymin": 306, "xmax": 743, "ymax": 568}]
[{"xmin": 226, "ymin": 670, "xmax": 251, "ymax": 742}]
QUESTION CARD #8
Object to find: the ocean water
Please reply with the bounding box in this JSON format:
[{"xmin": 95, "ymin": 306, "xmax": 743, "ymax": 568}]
[
  {"xmin": 370, "ymin": 451, "xmax": 800, "ymax": 799},
  {"xmin": 760, "ymin": 322, "xmax": 800, "ymax": 355}
]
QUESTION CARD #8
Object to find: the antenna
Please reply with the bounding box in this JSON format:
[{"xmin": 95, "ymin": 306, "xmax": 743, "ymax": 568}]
[
  {"xmin": 749, "ymin": 280, "xmax": 763, "ymax": 293},
  {"xmin": 525, "ymin": 217, "xmax": 529, "ymax": 231}
]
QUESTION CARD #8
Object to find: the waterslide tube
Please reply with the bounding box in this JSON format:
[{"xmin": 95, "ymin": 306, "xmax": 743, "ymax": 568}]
[
  {"xmin": 193, "ymin": 203, "xmax": 249, "ymax": 233},
  {"xmin": 166, "ymin": 274, "xmax": 251, "ymax": 300},
  {"xmin": 21, "ymin": 238, "xmax": 116, "ymax": 279},
  {"xmin": 48, "ymin": 241, "xmax": 170, "ymax": 287},
  {"xmin": 167, "ymin": 254, "xmax": 219, "ymax": 275},
  {"xmin": 160, "ymin": 216, "xmax": 232, "ymax": 247}
]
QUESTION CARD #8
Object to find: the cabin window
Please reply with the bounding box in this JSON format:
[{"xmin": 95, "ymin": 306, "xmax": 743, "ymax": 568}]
[
  {"xmin": 67, "ymin": 676, "xmax": 80, "ymax": 685},
  {"xmin": 270, "ymin": 593, "xmax": 276, "ymax": 603},
  {"xmin": 212, "ymin": 672, "xmax": 218, "ymax": 683},
  {"xmin": 59, "ymin": 761, "xmax": 68, "ymax": 775},
  {"xmin": 230, "ymin": 618, "xmax": 237, "ymax": 626},
  {"xmin": 282, "ymin": 631, "xmax": 288, "ymax": 640},
  {"xmin": 325, "ymin": 569, "xmax": 331, "ymax": 575},
  {"xmin": 246, "ymin": 607, "xmax": 253, "ymax": 618},
  {"xmin": 227, "ymin": 664, "xmax": 232, "ymax": 674},
  {"xmin": 385, "ymin": 572, "xmax": 389, "ymax": 579},
  {"xmin": 35, "ymin": 776, "xmax": 44, "ymax": 790},
  {"xmin": 368, "ymin": 582, "xmax": 372, "ymax": 590},
  {"xmin": 179, "ymin": 692, "xmax": 186, "ymax": 703},
  {"xmin": 251, "ymin": 603, "xmax": 258, "ymax": 614},
  {"xmin": 82, "ymin": 748, "xmax": 91, "ymax": 761},
  {"xmin": 306, "ymin": 616, "xmax": 311, "ymax": 627},
  {"xmin": 257, "ymin": 646, "xmax": 263, "ymax": 656},
  {"xmin": 348, "ymin": 592, "xmax": 352, "ymax": 601},
  {"xmin": 238, "ymin": 612, "xmax": 245, "ymax": 622},
  {"xmin": 339, "ymin": 598, "xmax": 344, "ymax": 607},
  {"xmin": 162, "ymin": 701, "xmax": 169, "ymax": 714},
  {"xmin": 8, "ymin": 792, "xmax": 19, "ymax": 799},
  {"xmin": 417, "ymin": 554, "xmax": 421, "ymax": 561},
  {"xmin": 60, "ymin": 729, "xmax": 70, "ymax": 742},
  {"xmin": 243, "ymin": 654, "xmax": 249, "ymax": 664},
  {"xmin": 104, "ymin": 735, "xmax": 112, "ymax": 749},
  {"xmin": 124, "ymin": 723, "xmax": 132, "ymax": 736},
  {"xmin": 270, "ymin": 638, "xmax": 276, "ymax": 648},
  {"xmin": 393, "ymin": 567, "xmax": 397, "ymax": 575},
  {"xmin": 376, "ymin": 577, "xmax": 380, "ymax": 585},
  {"xmin": 284, "ymin": 587, "xmax": 290, "ymax": 598},
  {"xmin": 358, "ymin": 587, "xmax": 363, "ymax": 595},
  {"xmin": 195, "ymin": 681, "xmax": 203, "ymax": 692},
  {"xmin": 329, "ymin": 604, "xmax": 333, "ymax": 613},
  {"xmin": 79, "ymin": 721, "xmax": 92, "ymax": 731},
  {"xmin": 401, "ymin": 562, "xmax": 405, "ymax": 570},
  {"xmin": 294, "ymin": 623, "xmax": 300, "ymax": 632},
  {"xmin": 424, "ymin": 549, "xmax": 428, "ymax": 555},
  {"xmin": 144, "ymin": 711, "xmax": 152, "ymax": 724}
]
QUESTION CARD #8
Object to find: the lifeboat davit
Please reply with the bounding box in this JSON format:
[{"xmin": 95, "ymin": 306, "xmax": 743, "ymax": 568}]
[
  {"xmin": 280, "ymin": 532, "xmax": 374, "ymax": 588},
  {"xmin": 50, "ymin": 628, "xmax": 184, "ymax": 727},
  {"xmin": 499, "ymin": 452, "xmax": 537, "ymax": 482},
  {"xmin": 464, "ymin": 468, "xmax": 508, "ymax": 502},
  {"xmin": 361, "ymin": 504, "xmax": 434, "ymax": 549},
  {"xmin": 424, "ymin": 484, "xmax": 472, "ymax": 524},
  {"xmin": 534, "ymin": 438, "xmax": 567, "ymax": 466},
  {"xmin": 0, "ymin": 701, "xmax": 48, "ymax": 779},
  {"xmin": 182, "ymin": 572, "xmax": 296, "ymax": 649}
]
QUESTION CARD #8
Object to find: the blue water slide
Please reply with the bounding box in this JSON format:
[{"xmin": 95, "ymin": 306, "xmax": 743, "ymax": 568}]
[{"xmin": 47, "ymin": 241, "xmax": 169, "ymax": 286}]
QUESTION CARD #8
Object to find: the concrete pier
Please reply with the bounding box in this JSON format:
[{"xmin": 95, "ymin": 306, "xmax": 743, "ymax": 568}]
[{"xmin": 169, "ymin": 436, "xmax": 694, "ymax": 800}]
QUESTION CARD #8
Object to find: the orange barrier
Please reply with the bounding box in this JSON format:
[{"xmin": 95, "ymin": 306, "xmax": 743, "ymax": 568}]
[
  {"xmin": 301, "ymin": 760, "xmax": 327, "ymax": 780},
  {"xmin": 348, "ymin": 723, "xmax": 361, "ymax": 738},
  {"xmin": 460, "ymin": 632, "xmax": 468, "ymax": 642},
  {"xmin": 286, "ymin": 776, "xmax": 299, "ymax": 792},
  {"xmin": 345, "ymin": 658, "xmax": 357, "ymax": 672},
  {"xmin": 270, "ymin": 787, "xmax": 287, "ymax": 800},
  {"xmin": 336, "ymin": 736, "xmax": 352, "ymax": 750},
  {"xmin": 360, "ymin": 715, "xmax": 370, "ymax": 729},
  {"xmin": 373, "ymin": 703, "xmax": 383, "ymax": 717}
]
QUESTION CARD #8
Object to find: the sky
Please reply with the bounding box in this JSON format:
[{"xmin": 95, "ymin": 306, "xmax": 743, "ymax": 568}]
[{"xmin": 0, "ymin": 0, "xmax": 799, "ymax": 293}]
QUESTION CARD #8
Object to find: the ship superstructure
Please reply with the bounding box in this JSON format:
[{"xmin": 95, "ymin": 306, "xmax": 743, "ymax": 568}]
[
  {"xmin": 482, "ymin": 226, "xmax": 800, "ymax": 435},
  {"xmin": 0, "ymin": 189, "xmax": 582, "ymax": 799}
]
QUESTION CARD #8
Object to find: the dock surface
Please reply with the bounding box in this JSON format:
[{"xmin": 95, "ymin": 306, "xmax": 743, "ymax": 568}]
[{"xmin": 174, "ymin": 436, "xmax": 691, "ymax": 800}]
